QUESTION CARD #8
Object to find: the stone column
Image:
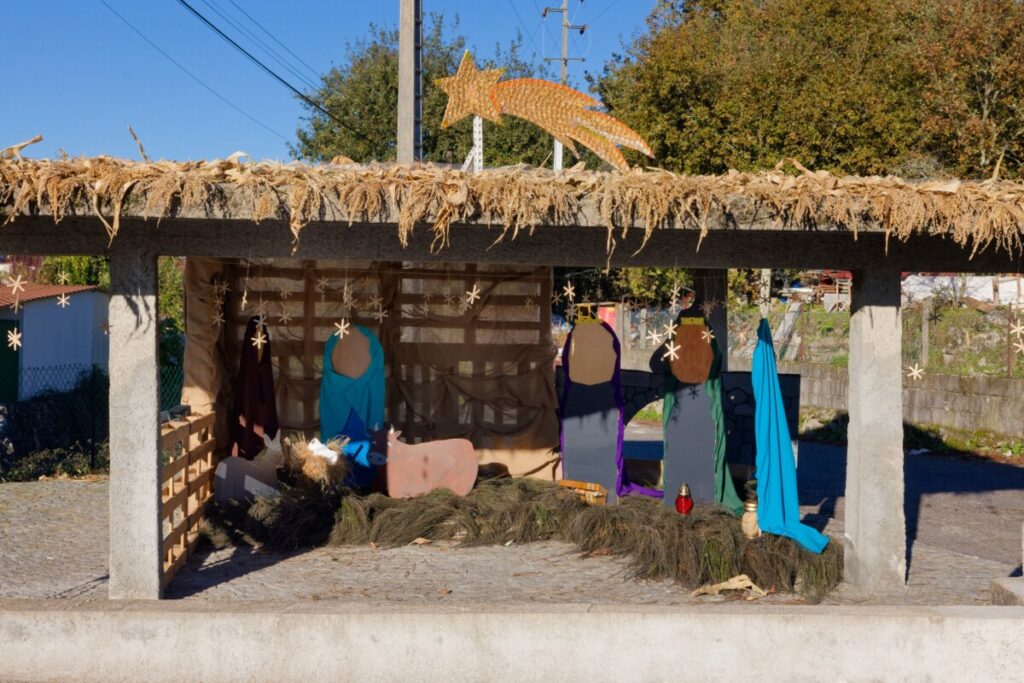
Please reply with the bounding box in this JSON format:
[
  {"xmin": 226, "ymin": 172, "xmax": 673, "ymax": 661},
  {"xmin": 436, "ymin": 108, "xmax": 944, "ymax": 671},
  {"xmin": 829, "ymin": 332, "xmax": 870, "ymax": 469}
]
[
  {"xmin": 107, "ymin": 249, "xmax": 162, "ymax": 599},
  {"xmin": 694, "ymin": 269, "xmax": 729, "ymax": 370},
  {"xmin": 845, "ymin": 268, "xmax": 906, "ymax": 593}
]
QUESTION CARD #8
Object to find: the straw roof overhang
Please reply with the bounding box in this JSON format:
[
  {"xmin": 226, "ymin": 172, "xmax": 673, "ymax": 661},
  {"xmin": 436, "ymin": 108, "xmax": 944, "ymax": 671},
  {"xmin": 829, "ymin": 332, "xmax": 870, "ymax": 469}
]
[{"xmin": 2, "ymin": 156, "xmax": 1023, "ymax": 272}]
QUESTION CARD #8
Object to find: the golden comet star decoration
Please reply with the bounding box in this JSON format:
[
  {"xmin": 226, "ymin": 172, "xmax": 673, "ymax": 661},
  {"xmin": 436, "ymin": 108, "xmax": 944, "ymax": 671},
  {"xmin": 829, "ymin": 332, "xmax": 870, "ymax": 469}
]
[
  {"xmin": 6, "ymin": 327, "xmax": 22, "ymax": 350},
  {"xmin": 437, "ymin": 52, "xmax": 653, "ymax": 172}
]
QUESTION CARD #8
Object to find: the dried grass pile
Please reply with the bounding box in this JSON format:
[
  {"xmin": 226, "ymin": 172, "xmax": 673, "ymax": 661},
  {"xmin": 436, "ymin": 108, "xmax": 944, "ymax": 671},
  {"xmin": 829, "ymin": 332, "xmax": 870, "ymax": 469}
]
[
  {"xmin": 202, "ymin": 477, "xmax": 842, "ymax": 602},
  {"xmin": 5, "ymin": 138, "xmax": 1024, "ymax": 258}
]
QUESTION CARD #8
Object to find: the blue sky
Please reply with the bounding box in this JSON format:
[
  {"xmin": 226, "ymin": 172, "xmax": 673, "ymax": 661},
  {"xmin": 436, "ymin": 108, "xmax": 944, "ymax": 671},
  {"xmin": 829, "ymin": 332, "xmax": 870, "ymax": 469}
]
[{"xmin": 6, "ymin": 1, "xmax": 655, "ymax": 161}]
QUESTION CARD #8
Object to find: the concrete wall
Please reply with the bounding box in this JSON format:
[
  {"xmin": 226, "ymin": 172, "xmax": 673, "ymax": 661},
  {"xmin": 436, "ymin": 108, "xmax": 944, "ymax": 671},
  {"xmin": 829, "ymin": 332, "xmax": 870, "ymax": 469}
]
[
  {"xmin": 729, "ymin": 356, "xmax": 1024, "ymax": 438},
  {"xmin": 1, "ymin": 601, "xmax": 1023, "ymax": 682}
]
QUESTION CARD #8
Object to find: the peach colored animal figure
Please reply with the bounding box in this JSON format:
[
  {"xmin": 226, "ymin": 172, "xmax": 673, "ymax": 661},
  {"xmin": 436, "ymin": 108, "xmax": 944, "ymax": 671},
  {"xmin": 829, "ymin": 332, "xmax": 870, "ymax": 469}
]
[{"xmin": 384, "ymin": 430, "xmax": 478, "ymax": 498}]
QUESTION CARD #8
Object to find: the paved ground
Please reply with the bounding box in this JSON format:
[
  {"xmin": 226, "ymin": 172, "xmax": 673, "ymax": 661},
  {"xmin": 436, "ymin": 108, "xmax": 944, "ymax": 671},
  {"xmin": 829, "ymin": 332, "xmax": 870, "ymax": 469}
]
[{"xmin": 1, "ymin": 427, "xmax": 1021, "ymax": 605}]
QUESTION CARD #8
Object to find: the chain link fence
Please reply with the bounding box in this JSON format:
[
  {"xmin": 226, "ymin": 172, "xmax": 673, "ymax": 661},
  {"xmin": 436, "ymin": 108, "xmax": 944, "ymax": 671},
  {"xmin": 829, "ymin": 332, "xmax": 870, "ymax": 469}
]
[{"xmin": 0, "ymin": 363, "xmax": 185, "ymax": 476}]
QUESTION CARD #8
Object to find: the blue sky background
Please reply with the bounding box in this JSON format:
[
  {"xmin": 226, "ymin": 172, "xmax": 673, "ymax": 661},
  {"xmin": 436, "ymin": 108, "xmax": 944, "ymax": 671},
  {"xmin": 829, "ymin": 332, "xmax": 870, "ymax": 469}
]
[{"xmin": 6, "ymin": 1, "xmax": 655, "ymax": 161}]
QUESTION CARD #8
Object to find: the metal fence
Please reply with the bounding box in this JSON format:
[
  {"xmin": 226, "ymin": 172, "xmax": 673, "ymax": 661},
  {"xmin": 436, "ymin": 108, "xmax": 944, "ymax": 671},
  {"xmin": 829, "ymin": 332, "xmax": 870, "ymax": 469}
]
[{"xmin": 0, "ymin": 363, "xmax": 185, "ymax": 472}]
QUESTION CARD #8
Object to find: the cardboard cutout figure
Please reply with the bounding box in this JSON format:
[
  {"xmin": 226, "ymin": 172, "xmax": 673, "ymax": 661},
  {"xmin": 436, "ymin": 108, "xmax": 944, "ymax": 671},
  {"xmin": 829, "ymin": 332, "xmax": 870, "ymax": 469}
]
[
  {"xmin": 559, "ymin": 320, "xmax": 624, "ymax": 502},
  {"xmin": 658, "ymin": 308, "xmax": 742, "ymax": 513},
  {"xmin": 228, "ymin": 316, "xmax": 279, "ymax": 459}
]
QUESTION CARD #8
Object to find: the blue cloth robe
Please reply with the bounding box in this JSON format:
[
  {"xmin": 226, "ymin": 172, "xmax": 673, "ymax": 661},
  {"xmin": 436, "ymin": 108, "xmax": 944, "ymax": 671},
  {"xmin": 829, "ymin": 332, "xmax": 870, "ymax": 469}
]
[
  {"xmin": 753, "ymin": 318, "xmax": 829, "ymax": 553},
  {"xmin": 320, "ymin": 325, "xmax": 385, "ymax": 488}
]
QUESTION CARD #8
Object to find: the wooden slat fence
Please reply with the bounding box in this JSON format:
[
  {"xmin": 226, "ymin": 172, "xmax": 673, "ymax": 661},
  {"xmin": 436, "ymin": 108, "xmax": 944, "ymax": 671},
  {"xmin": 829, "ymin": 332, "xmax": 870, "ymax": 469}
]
[{"xmin": 159, "ymin": 412, "xmax": 217, "ymax": 589}]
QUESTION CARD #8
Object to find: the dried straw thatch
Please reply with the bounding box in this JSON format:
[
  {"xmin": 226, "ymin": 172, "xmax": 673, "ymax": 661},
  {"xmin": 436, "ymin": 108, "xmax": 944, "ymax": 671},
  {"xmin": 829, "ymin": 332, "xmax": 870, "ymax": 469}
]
[
  {"xmin": 203, "ymin": 478, "xmax": 842, "ymax": 602},
  {"xmin": 4, "ymin": 141, "xmax": 1024, "ymax": 258}
]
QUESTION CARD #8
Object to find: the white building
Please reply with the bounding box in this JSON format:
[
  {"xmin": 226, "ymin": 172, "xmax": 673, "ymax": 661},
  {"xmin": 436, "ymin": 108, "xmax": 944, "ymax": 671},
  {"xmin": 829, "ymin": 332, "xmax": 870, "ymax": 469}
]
[{"xmin": 0, "ymin": 284, "xmax": 109, "ymax": 402}]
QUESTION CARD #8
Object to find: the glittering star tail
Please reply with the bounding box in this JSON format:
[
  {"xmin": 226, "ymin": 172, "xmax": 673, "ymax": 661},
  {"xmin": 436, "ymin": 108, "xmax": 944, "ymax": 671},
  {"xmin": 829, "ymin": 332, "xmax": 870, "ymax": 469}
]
[{"xmin": 494, "ymin": 80, "xmax": 653, "ymax": 173}]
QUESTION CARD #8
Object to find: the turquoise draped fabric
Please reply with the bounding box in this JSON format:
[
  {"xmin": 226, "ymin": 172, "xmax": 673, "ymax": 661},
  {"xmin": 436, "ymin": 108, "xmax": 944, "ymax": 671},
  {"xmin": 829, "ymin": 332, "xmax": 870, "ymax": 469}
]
[
  {"xmin": 320, "ymin": 325, "xmax": 385, "ymax": 488},
  {"xmin": 753, "ymin": 318, "xmax": 829, "ymax": 554}
]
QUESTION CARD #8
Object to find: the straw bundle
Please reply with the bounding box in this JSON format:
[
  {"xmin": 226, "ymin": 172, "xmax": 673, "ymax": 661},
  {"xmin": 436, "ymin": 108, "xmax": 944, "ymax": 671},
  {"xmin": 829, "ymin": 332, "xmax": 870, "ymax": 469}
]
[
  {"xmin": 203, "ymin": 478, "xmax": 842, "ymax": 601},
  {"xmin": 4, "ymin": 142, "xmax": 1024, "ymax": 258}
]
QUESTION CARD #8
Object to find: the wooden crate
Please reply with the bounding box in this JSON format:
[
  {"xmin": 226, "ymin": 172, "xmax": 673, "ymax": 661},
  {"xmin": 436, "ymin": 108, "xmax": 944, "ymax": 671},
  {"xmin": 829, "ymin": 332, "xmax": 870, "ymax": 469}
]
[{"xmin": 557, "ymin": 479, "xmax": 608, "ymax": 506}]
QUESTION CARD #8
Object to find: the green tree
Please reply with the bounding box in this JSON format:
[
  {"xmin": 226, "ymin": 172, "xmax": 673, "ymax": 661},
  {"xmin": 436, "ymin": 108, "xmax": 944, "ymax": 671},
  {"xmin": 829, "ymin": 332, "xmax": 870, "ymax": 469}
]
[
  {"xmin": 913, "ymin": 0, "xmax": 1024, "ymax": 178},
  {"xmin": 595, "ymin": 0, "xmax": 925, "ymax": 175},
  {"xmin": 37, "ymin": 256, "xmax": 110, "ymax": 288},
  {"xmin": 293, "ymin": 16, "xmax": 554, "ymax": 167}
]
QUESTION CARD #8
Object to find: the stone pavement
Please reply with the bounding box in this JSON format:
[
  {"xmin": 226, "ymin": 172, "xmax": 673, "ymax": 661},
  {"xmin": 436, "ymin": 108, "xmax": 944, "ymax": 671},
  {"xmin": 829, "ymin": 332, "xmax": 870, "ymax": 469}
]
[{"xmin": 1, "ymin": 436, "xmax": 1020, "ymax": 605}]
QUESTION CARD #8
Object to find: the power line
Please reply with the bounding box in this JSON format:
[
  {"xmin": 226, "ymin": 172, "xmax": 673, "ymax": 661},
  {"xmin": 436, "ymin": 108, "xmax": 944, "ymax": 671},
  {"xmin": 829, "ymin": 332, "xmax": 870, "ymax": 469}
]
[
  {"xmin": 197, "ymin": 0, "xmax": 319, "ymax": 91},
  {"xmin": 174, "ymin": 0, "xmax": 368, "ymax": 142},
  {"xmin": 506, "ymin": 0, "xmax": 543, "ymax": 58},
  {"xmin": 97, "ymin": 0, "xmax": 289, "ymax": 142},
  {"xmin": 589, "ymin": 0, "xmax": 623, "ymax": 25},
  {"xmin": 224, "ymin": 0, "xmax": 322, "ymax": 82}
]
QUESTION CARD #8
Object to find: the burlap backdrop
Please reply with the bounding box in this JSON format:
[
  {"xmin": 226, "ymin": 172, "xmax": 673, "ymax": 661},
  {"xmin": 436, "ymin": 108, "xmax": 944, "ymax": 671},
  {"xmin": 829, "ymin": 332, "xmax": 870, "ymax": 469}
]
[{"xmin": 182, "ymin": 258, "xmax": 559, "ymax": 477}]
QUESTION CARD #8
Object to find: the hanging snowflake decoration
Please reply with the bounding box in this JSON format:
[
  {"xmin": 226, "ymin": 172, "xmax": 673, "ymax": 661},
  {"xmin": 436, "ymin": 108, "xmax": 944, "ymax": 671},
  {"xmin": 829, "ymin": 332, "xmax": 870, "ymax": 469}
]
[
  {"xmin": 524, "ymin": 296, "xmax": 535, "ymax": 309},
  {"xmin": 278, "ymin": 309, "xmax": 293, "ymax": 325},
  {"xmin": 646, "ymin": 329, "xmax": 662, "ymax": 347},
  {"xmin": 373, "ymin": 307, "xmax": 389, "ymax": 324},
  {"xmin": 334, "ymin": 318, "xmax": 351, "ymax": 339},
  {"xmin": 562, "ymin": 282, "xmax": 575, "ymax": 302},
  {"xmin": 466, "ymin": 282, "xmax": 482, "ymax": 305},
  {"xmin": 906, "ymin": 364, "xmax": 924, "ymax": 381},
  {"xmin": 701, "ymin": 328, "xmax": 715, "ymax": 344},
  {"xmin": 1011, "ymin": 319, "xmax": 1024, "ymax": 338},
  {"xmin": 211, "ymin": 310, "xmax": 225, "ymax": 327},
  {"xmin": 57, "ymin": 270, "xmax": 71, "ymax": 285},
  {"xmin": 6, "ymin": 327, "xmax": 22, "ymax": 350},
  {"xmin": 700, "ymin": 299, "xmax": 720, "ymax": 317},
  {"xmin": 7, "ymin": 274, "xmax": 26, "ymax": 295},
  {"xmin": 316, "ymin": 276, "xmax": 331, "ymax": 294},
  {"xmin": 57, "ymin": 293, "xmax": 70, "ymax": 308},
  {"xmin": 251, "ymin": 327, "xmax": 268, "ymax": 352},
  {"xmin": 662, "ymin": 340, "xmax": 681, "ymax": 362}
]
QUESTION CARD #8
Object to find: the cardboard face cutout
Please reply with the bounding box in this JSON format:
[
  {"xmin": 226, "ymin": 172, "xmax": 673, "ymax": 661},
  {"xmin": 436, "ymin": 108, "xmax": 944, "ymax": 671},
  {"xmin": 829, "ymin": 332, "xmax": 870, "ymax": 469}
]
[
  {"xmin": 331, "ymin": 328, "xmax": 371, "ymax": 379},
  {"xmin": 567, "ymin": 321, "xmax": 617, "ymax": 385},
  {"xmin": 670, "ymin": 316, "xmax": 714, "ymax": 384}
]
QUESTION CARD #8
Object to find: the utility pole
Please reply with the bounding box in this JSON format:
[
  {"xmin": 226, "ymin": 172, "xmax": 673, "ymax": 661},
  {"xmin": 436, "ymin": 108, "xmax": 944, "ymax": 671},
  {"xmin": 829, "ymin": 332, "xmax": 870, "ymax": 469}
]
[
  {"xmin": 543, "ymin": 0, "xmax": 586, "ymax": 171},
  {"xmin": 397, "ymin": 0, "xmax": 423, "ymax": 163}
]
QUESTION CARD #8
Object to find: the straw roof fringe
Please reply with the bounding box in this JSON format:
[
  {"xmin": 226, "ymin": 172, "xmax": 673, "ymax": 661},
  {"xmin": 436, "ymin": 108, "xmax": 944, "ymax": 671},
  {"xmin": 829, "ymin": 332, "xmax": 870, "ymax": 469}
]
[{"xmin": 4, "ymin": 150, "xmax": 1024, "ymax": 258}]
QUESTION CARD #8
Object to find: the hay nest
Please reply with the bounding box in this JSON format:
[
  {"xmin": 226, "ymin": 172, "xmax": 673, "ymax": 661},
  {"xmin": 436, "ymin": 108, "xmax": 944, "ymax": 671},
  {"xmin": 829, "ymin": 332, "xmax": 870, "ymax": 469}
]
[
  {"xmin": 4, "ymin": 141, "xmax": 1024, "ymax": 258},
  {"xmin": 203, "ymin": 478, "xmax": 842, "ymax": 602},
  {"xmin": 282, "ymin": 435, "xmax": 348, "ymax": 491}
]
